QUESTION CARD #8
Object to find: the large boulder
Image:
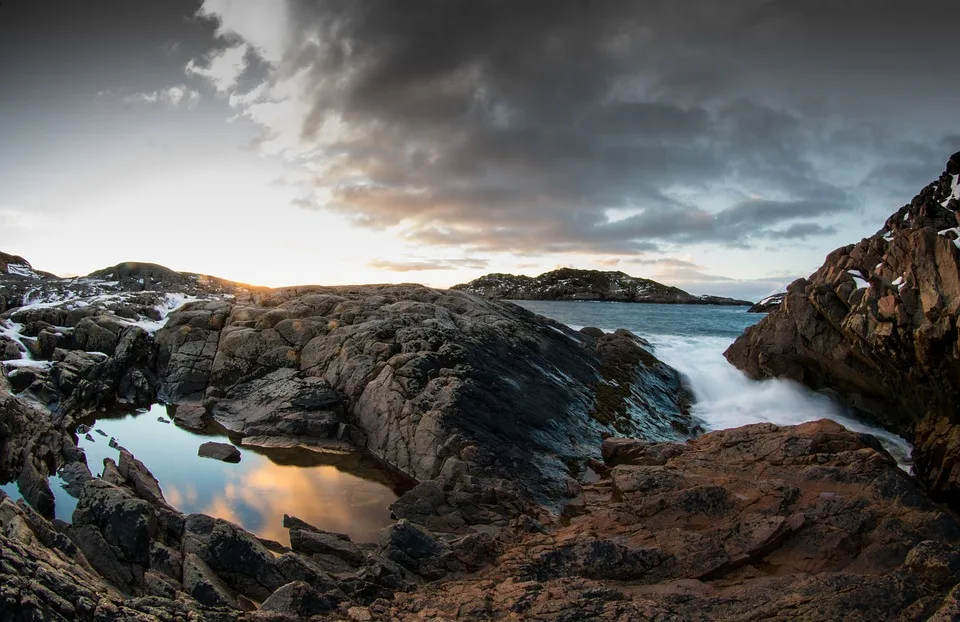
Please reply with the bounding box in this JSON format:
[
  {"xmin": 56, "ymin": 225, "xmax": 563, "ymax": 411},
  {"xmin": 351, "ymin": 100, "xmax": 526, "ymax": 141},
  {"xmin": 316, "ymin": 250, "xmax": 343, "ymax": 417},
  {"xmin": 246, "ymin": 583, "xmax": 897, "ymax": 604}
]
[
  {"xmin": 725, "ymin": 151, "xmax": 960, "ymax": 506},
  {"xmin": 156, "ymin": 285, "xmax": 700, "ymax": 510}
]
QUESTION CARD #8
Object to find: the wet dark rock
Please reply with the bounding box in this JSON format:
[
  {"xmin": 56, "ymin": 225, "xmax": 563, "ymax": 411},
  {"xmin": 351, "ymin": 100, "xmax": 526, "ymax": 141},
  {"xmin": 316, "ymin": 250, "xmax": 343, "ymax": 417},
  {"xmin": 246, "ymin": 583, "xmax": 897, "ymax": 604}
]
[
  {"xmin": 72, "ymin": 479, "xmax": 157, "ymax": 569},
  {"xmin": 183, "ymin": 552, "xmax": 248, "ymax": 610},
  {"xmin": 283, "ymin": 513, "xmax": 350, "ymax": 538},
  {"xmin": 6, "ymin": 368, "xmax": 35, "ymax": 393},
  {"xmin": 182, "ymin": 513, "xmax": 288, "ymax": 601},
  {"xmin": 378, "ymin": 519, "xmax": 464, "ymax": 580},
  {"xmin": 16, "ymin": 459, "xmax": 55, "ymax": 519},
  {"xmin": 58, "ymin": 460, "xmax": 93, "ymax": 497},
  {"xmin": 197, "ymin": 441, "xmax": 241, "ymax": 463},
  {"xmin": 260, "ymin": 580, "xmax": 342, "ymax": 616},
  {"xmin": 290, "ymin": 528, "xmax": 366, "ymax": 566},
  {"xmin": 578, "ymin": 326, "xmax": 606, "ymax": 339},
  {"xmin": 117, "ymin": 449, "xmax": 166, "ymax": 505}
]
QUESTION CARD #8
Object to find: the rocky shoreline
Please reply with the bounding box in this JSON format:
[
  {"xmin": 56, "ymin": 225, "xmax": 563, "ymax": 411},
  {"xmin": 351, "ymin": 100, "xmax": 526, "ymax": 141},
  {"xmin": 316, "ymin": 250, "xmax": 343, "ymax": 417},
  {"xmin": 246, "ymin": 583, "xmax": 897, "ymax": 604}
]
[
  {"xmin": 453, "ymin": 268, "xmax": 754, "ymax": 306},
  {"xmin": 2, "ymin": 242, "xmax": 960, "ymax": 619},
  {"xmin": 726, "ymin": 152, "xmax": 960, "ymax": 509}
]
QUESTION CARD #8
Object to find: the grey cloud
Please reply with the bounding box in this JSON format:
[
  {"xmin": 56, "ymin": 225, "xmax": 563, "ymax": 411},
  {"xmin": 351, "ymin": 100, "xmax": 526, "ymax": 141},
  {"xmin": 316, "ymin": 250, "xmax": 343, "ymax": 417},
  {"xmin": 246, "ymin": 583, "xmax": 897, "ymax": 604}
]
[
  {"xmin": 196, "ymin": 0, "xmax": 959, "ymax": 255},
  {"xmin": 368, "ymin": 257, "xmax": 488, "ymax": 272},
  {"xmin": 767, "ymin": 223, "xmax": 838, "ymax": 240}
]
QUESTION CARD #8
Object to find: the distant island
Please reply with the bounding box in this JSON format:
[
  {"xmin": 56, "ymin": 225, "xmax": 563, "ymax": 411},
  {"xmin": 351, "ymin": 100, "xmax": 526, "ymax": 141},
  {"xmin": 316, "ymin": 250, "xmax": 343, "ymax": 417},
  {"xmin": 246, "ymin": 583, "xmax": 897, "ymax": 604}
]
[{"xmin": 453, "ymin": 268, "xmax": 754, "ymax": 306}]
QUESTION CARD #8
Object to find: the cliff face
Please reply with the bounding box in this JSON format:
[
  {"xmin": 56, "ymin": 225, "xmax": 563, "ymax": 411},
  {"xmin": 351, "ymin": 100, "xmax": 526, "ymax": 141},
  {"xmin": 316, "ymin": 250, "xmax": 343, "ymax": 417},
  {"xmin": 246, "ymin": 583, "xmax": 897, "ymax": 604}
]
[
  {"xmin": 725, "ymin": 152, "xmax": 960, "ymax": 505},
  {"xmin": 453, "ymin": 268, "xmax": 754, "ymax": 305}
]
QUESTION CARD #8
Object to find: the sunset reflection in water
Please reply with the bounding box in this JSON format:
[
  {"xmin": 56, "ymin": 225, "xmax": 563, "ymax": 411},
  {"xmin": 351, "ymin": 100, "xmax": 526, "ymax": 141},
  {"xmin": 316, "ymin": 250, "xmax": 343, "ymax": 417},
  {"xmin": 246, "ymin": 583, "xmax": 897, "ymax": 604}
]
[{"xmin": 70, "ymin": 404, "xmax": 408, "ymax": 544}]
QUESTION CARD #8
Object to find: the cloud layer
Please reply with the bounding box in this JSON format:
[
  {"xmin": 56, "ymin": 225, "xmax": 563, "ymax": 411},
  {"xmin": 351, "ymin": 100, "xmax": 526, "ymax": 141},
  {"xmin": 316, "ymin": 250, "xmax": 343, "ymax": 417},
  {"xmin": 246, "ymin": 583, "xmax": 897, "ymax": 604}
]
[{"xmin": 187, "ymin": 0, "xmax": 959, "ymax": 260}]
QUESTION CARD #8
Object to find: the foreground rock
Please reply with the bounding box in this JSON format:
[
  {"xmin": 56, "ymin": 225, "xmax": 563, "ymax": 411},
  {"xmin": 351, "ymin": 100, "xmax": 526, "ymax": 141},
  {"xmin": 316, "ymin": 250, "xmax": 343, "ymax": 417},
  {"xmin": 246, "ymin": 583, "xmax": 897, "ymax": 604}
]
[
  {"xmin": 379, "ymin": 420, "xmax": 960, "ymax": 620},
  {"xmin": 725, "ymin": 152, "xmax": 960, "ymax": 506},
  {"xmin": 453, "ymin": 268, "xmax": 753, "ymax": 305},
  {"xmin": 197, "ymin": 441, "xmax": 241, "ymax": 463},
  {"xmin": 5, "ymin": 419, "xmax": 958, "ymax": 620},
  {"xmin": 155, "ymin": 285, "xmax": 700, "ymax": 511}
]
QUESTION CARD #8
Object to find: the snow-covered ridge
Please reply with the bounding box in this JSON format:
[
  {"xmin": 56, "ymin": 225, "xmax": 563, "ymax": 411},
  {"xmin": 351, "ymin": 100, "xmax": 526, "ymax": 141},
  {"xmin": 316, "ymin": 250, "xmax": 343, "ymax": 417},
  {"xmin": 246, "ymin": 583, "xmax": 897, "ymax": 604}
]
[
  {"xmin": 0, "ymin": 289, "xmax": 211, "ymax": 369},
  {"xmin": 5, "ymin": 263, "xmax": 41, "ymax": 278}
]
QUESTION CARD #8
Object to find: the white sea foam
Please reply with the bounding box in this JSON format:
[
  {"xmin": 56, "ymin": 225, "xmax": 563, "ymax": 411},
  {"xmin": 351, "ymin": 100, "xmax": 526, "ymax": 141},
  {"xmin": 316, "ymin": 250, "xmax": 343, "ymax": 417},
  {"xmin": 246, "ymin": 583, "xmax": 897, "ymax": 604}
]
[
  {"xmin": 565, "ymin": 319, "xmax": 912, "ymax": 469},
  {"xmin": 646, "ymin": 333, "xmax": 912, "ymax": 468}
]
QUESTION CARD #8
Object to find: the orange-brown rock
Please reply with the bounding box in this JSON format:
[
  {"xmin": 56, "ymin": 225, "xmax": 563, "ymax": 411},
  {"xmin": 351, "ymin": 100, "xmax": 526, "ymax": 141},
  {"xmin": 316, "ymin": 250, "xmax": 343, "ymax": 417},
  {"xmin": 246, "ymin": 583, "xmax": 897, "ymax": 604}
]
[
  {"xmin": 5, "ymin": 418, "xmax": 960, "ymax": 619},
  {"xmin": 726, "ymin": 152, "xmax": 960, "ymax": 507},
  {"xmin": 371, "ymin": 420, "xmax": 960, "ymax": 620}
]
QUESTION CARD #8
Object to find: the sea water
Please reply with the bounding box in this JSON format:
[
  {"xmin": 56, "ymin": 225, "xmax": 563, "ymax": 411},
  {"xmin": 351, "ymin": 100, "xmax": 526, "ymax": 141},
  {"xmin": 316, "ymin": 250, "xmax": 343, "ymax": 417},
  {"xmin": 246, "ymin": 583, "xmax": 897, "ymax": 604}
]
[{"xmin": 513, "ymin": 300, "xmax": 912, "ymax": 467}]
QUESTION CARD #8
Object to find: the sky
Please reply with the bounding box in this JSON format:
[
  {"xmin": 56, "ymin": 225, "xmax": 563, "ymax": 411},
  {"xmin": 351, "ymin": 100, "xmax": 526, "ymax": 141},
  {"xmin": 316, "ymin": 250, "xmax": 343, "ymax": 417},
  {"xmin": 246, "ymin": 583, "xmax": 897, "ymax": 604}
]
[{"xmin": 1, "ymin": 1, "xmax": 958, "ymax": 301}]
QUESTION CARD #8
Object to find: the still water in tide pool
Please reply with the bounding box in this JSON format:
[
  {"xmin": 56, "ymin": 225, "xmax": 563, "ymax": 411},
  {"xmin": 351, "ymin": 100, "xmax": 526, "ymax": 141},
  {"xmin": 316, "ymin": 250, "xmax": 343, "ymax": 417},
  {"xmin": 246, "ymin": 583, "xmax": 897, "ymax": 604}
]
[{"xmin": 2, "ymin": 403, "xmax": 410, "ymax": 544}]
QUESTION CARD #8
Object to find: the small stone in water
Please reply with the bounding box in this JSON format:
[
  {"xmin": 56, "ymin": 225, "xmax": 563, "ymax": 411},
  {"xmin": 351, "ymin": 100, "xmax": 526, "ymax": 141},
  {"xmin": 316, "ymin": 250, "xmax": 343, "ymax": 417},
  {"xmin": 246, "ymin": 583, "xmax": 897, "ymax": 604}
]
[{"xmin": 198, "ymin": 441, "xmax": 241, "ymax": 463}]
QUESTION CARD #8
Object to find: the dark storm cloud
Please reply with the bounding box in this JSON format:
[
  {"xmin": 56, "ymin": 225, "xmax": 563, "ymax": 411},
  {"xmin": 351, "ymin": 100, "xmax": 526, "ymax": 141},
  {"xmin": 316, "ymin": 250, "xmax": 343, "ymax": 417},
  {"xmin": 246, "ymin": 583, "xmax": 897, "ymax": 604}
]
[{"xmin": 196, "ymin": 0, "xmax": 960, "ymax": 255}]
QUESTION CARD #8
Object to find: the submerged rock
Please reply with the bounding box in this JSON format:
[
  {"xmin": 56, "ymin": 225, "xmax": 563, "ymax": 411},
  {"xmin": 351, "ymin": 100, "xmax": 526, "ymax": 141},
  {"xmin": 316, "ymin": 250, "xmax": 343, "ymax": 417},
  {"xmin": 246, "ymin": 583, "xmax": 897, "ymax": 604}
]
[
  {"xmin": 725, "ymin": 151, "xmax": 960, "ymax": 507},
  {"xmin": 197, "ymin": 441, "xmax": 241, "ymax": 463}
]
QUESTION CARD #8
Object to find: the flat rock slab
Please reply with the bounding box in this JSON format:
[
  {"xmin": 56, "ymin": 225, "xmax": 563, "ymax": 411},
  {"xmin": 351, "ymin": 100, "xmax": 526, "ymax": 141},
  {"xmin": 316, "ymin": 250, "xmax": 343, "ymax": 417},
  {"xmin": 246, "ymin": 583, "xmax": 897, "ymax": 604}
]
[{"xmin": 197, "ymin": 441, "xmax": 241, "ymax": 463}]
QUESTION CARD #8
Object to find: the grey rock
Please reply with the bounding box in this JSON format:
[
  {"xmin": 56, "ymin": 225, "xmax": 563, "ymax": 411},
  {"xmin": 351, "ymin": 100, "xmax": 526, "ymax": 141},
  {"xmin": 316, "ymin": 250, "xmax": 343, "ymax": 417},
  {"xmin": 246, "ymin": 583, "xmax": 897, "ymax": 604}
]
[
  {"xmin": 58, "ymin": 460, "xmax": 93, "ymax": 498},
  {"xmin": 378, "ymin": 519, "xmax": 463, "ymax": 580},
  {"xmin": 260, "ymin": 580, "xmax": 342, "ymax": 616},
  {"xmin": 72, "ymin": 479, "xmax": 157, "ymax": 567},
  {"xmin": 155, "ymin": 285, "xmax": 700, "ymax": 512},
  {"xmin": 182, "ymin": 513, "xmax": 288, "ymax": 601},
  {"xmin": 16, "ymin": 460, "xmax": 55, "ymax": 519},
  {"xmin": 290, "ymin": 528, "xmax": 365, "ymax": 566},
  {"xmin": 183, "ymin": 552, "xmax": 246, "ymax": 610},
  {"xmin": 117, "ymin": 449, "xmax": 166, "ymax": 505}
]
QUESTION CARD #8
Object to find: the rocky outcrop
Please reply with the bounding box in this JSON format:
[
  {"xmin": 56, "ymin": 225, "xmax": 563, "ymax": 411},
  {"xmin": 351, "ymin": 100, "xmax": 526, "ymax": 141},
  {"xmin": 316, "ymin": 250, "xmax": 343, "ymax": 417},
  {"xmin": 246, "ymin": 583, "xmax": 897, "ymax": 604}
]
[
  {"xmin": 725, "ymin": 152, "xmax": 960, "ymax": 506},
  {"xmin": 5, "ymin": 412, "xmax": 960, "ymax": 620},
  {"xmin": 375, "ymin": 420, "xmax": 960, "ymax": 620},
  {"xmin": 155, "ymin": 285, "xmax": 699, "ymax": 511},
  {"xmin": 453, "ymin": 268, "xmax": 754, "ymax": 305},
  {"xmin": 747, "ymin": 292, "xmax": 785, "ymax": 313},
  {"xmin": 0, "ymin": 256, "xmax": 261, "ymax": 422}
]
